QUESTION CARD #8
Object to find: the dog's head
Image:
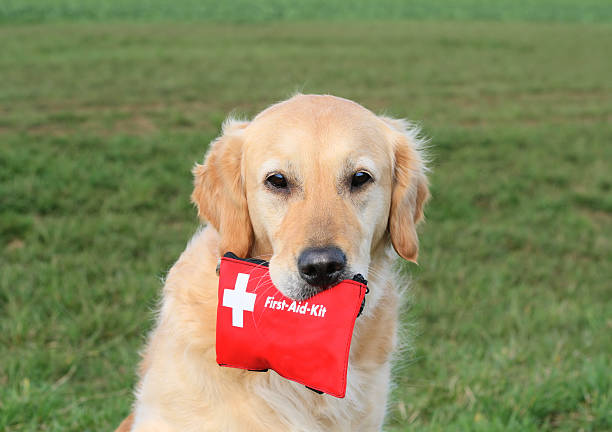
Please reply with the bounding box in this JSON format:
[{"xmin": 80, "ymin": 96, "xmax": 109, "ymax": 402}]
[{"xmin": 193, "ymin": 95, "xmax": 429, "ymax": 300}]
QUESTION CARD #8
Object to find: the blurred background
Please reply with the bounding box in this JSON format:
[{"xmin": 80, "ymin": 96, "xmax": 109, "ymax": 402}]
[{"xmin": 1, "ymin": 1, "xmax": 610, "ymax": 431}]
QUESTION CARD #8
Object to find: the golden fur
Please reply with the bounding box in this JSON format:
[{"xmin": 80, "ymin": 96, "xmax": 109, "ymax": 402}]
[{"xmin": 117, "ymin": 94, "xmax": 429, "ymax": 431}]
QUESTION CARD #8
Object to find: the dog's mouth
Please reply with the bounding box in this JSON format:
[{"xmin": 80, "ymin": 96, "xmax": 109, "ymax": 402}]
[
  {"xmin": 288, "ymin": 269, "xmax": 355, "ymax": 300},
  {"xmin": 223, "ymin": 252, "xmax": 360, "ymax": 301},
  {"xmin": 271, "ymin": 265, "xmax": 360, "ymax": 301}
]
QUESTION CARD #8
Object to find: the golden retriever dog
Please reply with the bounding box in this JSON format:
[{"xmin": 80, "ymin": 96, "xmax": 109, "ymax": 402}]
[{"xmin": 116, "ymin": 94, "xmax": 429, "ymax": 432}]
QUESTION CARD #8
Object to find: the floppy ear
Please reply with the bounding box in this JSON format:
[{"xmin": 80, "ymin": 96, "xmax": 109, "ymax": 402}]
[
  {"xmin": 382, "ymin": 117, "xmax": 430, "ymax": 263},
  {"xmin": 191, "ymin": 118, "xmax": 253, "ymax": 258}
]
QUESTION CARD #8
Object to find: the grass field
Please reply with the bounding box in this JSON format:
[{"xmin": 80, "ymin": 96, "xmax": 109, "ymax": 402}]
[
  {"xmin": 2, "ymin": 0, "xmax": 612, "ymax": 23},
  {"xmin": 1, "ymin": 2, "xmax": 611, "ymax": 431}
]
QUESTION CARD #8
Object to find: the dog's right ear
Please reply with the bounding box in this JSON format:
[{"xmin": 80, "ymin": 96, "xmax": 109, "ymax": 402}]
[{"xmin": 191, "ymin": 118, "xmax": 253, "ymax": 258}]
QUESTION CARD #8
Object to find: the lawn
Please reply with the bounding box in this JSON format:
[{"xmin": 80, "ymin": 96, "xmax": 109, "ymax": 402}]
[{"xmin": 1, "ymin": 2, "xmax": 611, "ymax": 431}]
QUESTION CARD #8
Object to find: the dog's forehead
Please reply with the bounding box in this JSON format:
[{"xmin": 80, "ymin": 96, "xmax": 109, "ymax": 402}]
[{"xmin": 244, "ymin": 96, "xmax": 392, "ymax": 168}]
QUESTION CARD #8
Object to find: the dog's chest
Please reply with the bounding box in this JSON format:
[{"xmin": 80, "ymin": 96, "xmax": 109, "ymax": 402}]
[{"xmin": 251, "ymin": 359, "xmax": 390, "ymax": 432}]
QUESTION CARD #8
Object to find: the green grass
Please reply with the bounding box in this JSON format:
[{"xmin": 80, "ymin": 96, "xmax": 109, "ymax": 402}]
[
  {"xmin": 1, "ymin": 5, "xmax": 611, "ymax": 432},
  {"xmin": 2, "ymin": 0, "xmax": 612, "ymax": 23}
]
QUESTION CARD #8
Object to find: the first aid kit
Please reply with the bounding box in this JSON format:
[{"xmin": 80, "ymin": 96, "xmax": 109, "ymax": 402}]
[{"xmin": 216, "ymin": 252, "xmax": 368, "ymax": 398}]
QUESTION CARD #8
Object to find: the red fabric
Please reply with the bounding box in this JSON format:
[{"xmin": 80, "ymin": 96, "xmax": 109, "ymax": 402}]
[{"xmin": 216, "ymin": 255, "xmax": 367, "ymax": 398}]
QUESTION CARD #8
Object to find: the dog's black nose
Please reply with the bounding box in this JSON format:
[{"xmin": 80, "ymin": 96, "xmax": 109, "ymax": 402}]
[{"xmin": 298, "ymin": 246, "xmax": 346, "ymax": 287}]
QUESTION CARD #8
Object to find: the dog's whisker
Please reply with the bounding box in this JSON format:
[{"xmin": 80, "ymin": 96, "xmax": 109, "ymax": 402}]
[{"xmin": 247, "ymin": 254, "xmax": 273, "ymax": 261}]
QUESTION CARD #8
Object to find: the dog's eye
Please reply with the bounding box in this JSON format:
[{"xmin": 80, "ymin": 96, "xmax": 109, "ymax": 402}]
[
  {"xmin": 266, "ymin": 173, "xmax": 288, "ymax": 189},
  {"xmin": 351, "ymin": 171, "xmax": 372, "ymax": 189}
]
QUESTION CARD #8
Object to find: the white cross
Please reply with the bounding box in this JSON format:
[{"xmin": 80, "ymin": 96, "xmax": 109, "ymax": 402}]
[{"xmin": 223, "ymin": 273, "xmax": 257, "ymax": 328}]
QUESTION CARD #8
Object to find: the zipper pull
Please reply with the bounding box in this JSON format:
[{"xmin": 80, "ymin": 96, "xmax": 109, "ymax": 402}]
[{"xmin": 352, "ymin": 274, "xmax": 369, "ymax": 318}]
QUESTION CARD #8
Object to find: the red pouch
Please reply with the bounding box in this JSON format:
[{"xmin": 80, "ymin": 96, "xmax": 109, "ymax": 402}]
[{"xmin": 216, "ymin": 252, "xmax": 368, "ymax": 398}]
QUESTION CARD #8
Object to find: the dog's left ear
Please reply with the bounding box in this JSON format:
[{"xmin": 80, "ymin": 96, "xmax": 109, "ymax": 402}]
[
  {"xmin": 191, "ymin": 118, "xmax": 253, "ymax": 258},
  {"xmin": 381, "ymin": 117, "xmax": 430, "ymax": 263}
]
